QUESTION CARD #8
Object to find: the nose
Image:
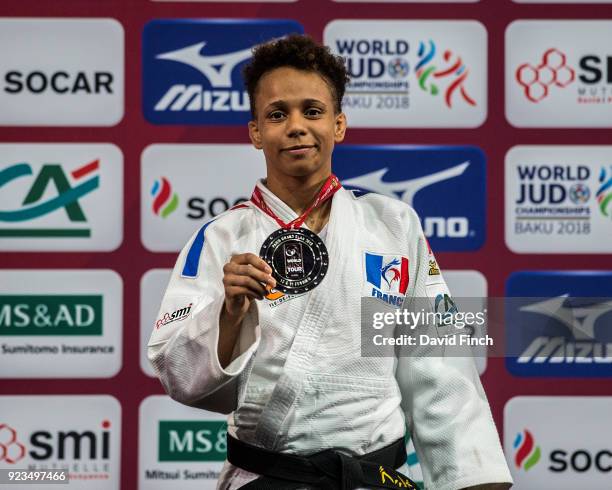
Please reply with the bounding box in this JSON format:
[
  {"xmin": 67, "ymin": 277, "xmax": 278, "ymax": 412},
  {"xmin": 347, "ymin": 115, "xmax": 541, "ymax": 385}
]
[{"xmin": 285, "ymin": 111, "xmax": 307, "ymax": 138}]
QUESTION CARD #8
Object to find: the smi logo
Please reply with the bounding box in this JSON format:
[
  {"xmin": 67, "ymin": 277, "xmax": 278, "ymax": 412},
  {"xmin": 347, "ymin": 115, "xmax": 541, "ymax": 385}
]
[
  {"xmin": 0, "ymin": 160, "xmax": 99, "ymax": 237},
  {"xmin": 516, "ymin": 48, "xmax": 612, "ymax": 104},
  {"xmin": 343, "ymin": 161, "xmax": 472, "ymax": 238},
  {"xmin": 155, "ymin": 303, "xmax": 192, "ymax": 330},
  {"xmin": 514, "ymin": 429, "xmax": 541, "ymax": 471},
  {"xmin": 516, "ymin": 48, "xmax": 575, "ymax": 103},
  {"xmin": 151, "ymin": 177, "xmax": 179, "ymax": 218},
  {"xmin": 0, "ymin": 420, "xmax": 111, "ymax": 464},
  {"xmin": 416, "ymin": 40, "xmax": 477, "ymax": 108},
  {"xmin": 0, "ymin": 424, "xmax": 26, "ymax": 464}
]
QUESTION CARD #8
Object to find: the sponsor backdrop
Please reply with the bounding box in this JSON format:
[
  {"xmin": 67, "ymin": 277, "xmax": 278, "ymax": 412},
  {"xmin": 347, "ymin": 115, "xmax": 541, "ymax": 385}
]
[
  {"xmin": 505, "ymin": 397, "xmax": 612, "ymax": 489},
  {"xmin": 1, "ymin": 1, "xmax": 611, "ymax": 489}
]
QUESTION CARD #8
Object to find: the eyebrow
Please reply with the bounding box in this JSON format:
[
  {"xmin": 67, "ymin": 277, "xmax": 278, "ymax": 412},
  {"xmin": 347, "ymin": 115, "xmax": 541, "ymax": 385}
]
[
  {"xmin": 264, "ymin": 98, "xmax": 327, "ymax": 112},
  {"xmin": 264, "ymin": 100, "xmax": 287, "ymax": 111},
  {"xmin": 302, "ymin": 98, "xmax": 326, "ymax": 106}
]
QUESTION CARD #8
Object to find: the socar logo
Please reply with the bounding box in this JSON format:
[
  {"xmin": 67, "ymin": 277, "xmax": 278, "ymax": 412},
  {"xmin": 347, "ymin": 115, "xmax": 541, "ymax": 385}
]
[
  {"xmin": 151, "ymin": 177, "xmax": 179, "ymax": 218},
  {"xmin": 514, "ymin": 429, "xmax": 541, "ymax": 471}
]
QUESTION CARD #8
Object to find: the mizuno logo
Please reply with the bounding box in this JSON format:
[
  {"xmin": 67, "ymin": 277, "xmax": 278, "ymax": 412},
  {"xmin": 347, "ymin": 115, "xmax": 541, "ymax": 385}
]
[
  {"xmin": 517, "ymin": 295, "xmax": 612, "ymax": 364},
  {"xmin": 342, "ymin": 161, "xmax": 469, "ymax": 206},
  {"xmin": 156, "ymin": 42, "xmax": 253, "ymax": 88},
  {"xmin": 520, "ymin": 295, "xmax": 612, "ymax": 340}
]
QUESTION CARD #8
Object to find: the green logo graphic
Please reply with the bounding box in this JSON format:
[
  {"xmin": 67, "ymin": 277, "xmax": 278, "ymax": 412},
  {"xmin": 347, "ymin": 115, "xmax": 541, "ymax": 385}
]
[
  {"xmin": 151, "ymin": 177, "xmax": 179, "ymax": 218},
  {"xmin": 0, "ymin": 295, "xmax": 103, "ymax": 335},
  {"xmin": 596, "ymin": 166, "xmax": 612, "ymax": 218},
  {"xmin": 158, "ymin": 421, "xmax": 227, "ymax": 462},
  {"xmin": 0, "ymin": 160, "xmax": 100, "ymax": 237}
]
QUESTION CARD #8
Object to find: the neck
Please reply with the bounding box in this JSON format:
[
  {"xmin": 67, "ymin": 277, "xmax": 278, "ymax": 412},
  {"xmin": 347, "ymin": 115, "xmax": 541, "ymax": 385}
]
[{"xmin": 265, "ymin": 172, "xmax": 331, "ymax": 215}]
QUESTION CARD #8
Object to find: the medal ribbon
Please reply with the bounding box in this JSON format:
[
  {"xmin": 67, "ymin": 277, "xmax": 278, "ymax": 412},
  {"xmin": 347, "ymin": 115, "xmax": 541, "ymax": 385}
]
[{"xmin": 250, "ymin": 174, "xmax": 341, "ymax": 229}]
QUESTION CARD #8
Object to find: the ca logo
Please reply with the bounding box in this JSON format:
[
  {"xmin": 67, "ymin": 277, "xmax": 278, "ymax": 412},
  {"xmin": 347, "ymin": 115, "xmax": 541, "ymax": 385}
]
[{"xmin": 0, "ymin": 160, "xmax": 99, "ymax": 237}]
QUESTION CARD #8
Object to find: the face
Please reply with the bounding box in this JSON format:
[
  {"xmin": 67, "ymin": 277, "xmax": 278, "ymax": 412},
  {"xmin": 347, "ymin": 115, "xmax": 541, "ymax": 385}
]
[{"xmin": 248, "ymin": 67, "xmax": 347, "ymax": 183}]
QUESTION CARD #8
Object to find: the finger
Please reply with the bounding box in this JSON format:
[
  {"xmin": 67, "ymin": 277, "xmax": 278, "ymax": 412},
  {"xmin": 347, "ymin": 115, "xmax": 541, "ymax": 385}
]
[
  {"xmin": 233, "ymin": 275, "xmax": 268, "ymax": 296},
  {"xmin": 231, "ymin": 253, "xmax": 272, "ymax": 273},
  {"xmin": 225, "ymin": 275, "xmax": 267, "ymax": 297},
  {"xmin": 234, "ymin": 264, "xmax": 276, "ymax": 287},
  {"xmin": 226, "ymin": 285, "xmax": 264, "ymax": 301},
  {"xmin": 225, "ymin": 257, "xmax": 275, "ymax": 288}
]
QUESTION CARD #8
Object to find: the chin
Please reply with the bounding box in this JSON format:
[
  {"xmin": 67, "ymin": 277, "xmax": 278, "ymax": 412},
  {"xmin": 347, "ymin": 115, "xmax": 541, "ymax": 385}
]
[{"xmin": 284, "ymin": 162, "xmax": 323, "ymax": 178}]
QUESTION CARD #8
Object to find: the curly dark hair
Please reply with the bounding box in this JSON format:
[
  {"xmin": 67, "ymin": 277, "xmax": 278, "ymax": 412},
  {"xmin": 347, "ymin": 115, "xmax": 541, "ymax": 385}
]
[{"xmin": 243, "ymin": 34, "xmax": 349, "ymax": 118}]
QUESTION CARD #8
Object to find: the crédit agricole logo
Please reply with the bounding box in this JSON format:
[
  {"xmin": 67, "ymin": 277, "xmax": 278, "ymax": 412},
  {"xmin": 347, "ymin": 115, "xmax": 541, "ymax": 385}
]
[{"xmin": 0, "ymin": 160, "xmax": 99, "ymax": 237}]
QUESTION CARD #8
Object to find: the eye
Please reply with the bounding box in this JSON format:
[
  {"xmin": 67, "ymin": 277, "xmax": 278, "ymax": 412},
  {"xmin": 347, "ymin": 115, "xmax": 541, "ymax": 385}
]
[
  {"xmin": 304, "ymin": 107, "xmax": 323, "ymax": 117},
  {"xmin": 268, "ymin": 110, "xmax": 285, "ymax": 120}
]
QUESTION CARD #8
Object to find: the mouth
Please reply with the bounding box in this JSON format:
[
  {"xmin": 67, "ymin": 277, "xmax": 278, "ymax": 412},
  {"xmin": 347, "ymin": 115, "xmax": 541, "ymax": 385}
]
[{"xmin": 282, "ymin": 145, "xmax": 317, "ymax": 155}]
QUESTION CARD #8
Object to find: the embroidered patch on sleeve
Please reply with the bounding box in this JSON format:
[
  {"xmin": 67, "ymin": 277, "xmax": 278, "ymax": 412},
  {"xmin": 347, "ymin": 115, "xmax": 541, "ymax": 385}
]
[{"xmin": 363, "ymin": 251, "xmax": 409, "ymax": 307}]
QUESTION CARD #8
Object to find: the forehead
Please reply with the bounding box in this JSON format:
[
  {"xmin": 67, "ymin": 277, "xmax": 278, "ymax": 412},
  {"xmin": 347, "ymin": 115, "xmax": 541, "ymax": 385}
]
[{"xmin": 255, "ymin": 66, "xmax": 335, "ymax": 107}]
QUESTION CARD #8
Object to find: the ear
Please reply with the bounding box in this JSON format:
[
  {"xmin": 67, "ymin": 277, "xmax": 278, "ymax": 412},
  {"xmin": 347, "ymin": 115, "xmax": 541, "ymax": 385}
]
[
  {"xmin": 334, "ymin": 112, "xmax": 347, "ymax": 143},
  {"xmin": 248, "ymin": 120, "xmax": 263, "ymax": 149}
]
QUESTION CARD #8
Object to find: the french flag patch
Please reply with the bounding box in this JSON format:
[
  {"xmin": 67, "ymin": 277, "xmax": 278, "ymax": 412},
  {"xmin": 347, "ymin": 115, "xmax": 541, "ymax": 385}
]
[{"xmin": 365, "ymin": 252, "xmax": 409, "ymax": 306}]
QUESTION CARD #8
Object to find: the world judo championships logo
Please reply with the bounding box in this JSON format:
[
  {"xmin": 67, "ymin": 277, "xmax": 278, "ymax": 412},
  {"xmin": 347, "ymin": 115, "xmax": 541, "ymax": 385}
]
[
  {"xmin": 415, "ymin": 40, "xmax": 476, "ymax": 108},
  {"xmin": 596, "ymin": 166, "xmax": 612, "ymax": 218}
]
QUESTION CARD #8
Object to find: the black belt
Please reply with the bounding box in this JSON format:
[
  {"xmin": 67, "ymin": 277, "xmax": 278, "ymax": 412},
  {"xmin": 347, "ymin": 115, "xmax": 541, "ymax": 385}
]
[{"xmin": 227, "ymin": 434, "xmax": 419, "ymax": 489}]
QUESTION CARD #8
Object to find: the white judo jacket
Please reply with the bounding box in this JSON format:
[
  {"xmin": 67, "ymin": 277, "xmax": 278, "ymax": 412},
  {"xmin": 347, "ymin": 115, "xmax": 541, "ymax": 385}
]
[{"xmin": 148, "ymin": 181, "xmax": 512, "ymax": 490}]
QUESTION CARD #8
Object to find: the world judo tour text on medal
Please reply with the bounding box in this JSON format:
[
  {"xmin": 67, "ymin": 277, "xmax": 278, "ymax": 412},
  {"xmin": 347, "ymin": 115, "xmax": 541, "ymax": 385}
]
[{"xmin": 371, "ymin": 309, "xmax": 494, "ymax": 347}]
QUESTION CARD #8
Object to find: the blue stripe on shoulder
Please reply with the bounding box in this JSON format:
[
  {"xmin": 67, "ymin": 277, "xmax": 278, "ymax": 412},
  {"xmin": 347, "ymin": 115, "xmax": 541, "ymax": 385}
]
[{"xmin": 182, "ymin": 219, "xmax": 215, "ymax": 278}]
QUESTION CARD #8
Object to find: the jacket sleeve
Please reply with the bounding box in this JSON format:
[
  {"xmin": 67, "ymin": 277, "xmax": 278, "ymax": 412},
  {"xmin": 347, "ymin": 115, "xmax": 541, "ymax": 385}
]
[
  {"xmin": 395, "ymin": 207, "xmax": 512, "ymax": 490},
  {"xmin": 147, "ymin": 222, "xmax": 261, "ymax": 414}
]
